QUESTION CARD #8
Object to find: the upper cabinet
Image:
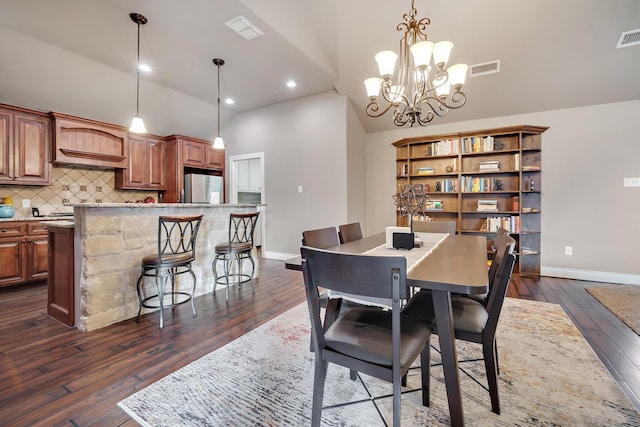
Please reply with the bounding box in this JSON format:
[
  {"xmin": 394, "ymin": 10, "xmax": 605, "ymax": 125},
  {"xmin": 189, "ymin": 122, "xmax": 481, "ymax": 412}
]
[
  {"xmin": 51, "ymin": 112, "xmax": 128, "ymax": 169},
  {"xmin": 237, "ymin": 158, "xmax": 261, "ymax": 192},
  {"xmin": 181, "ymin": 137, "xmax": 224, "ymax": 169},
  {"xmin": 115, "ymin": 134, "xmax": 166, "ymax": 190},
  {"xmin": 0, "ymin": 104, "xmax": 52, "ymax": 186},
  {"xmin": 163, "ymin": 135, "xmax": 226, "ymax": 202}
]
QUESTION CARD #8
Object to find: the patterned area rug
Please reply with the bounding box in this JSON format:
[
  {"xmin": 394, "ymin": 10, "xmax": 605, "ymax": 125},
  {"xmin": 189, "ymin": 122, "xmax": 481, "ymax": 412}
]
[
  {"xmin": 118, "ymin": 298, "xmax": 640, "ymax": 426},
  {"xmin": 586, "ymin": 285, "xmax": 640, "ymax": 335}
]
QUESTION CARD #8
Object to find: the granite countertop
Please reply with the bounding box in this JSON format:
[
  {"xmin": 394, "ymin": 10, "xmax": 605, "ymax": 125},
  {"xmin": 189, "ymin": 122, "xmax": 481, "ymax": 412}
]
[
  {"xmin": 44, "ymin": 220, "xmax": 75, "ymax": 228},
  {"xmin": 68, "ymin": 203, "xmax": 264, "ymax": 208},
  {"xmin": 0, "ymin": 215, "xmax": 74, "ymax": 223}
]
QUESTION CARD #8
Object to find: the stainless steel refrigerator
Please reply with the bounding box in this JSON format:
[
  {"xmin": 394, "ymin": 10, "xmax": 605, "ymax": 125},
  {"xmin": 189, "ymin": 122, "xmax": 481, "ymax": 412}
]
[{"xmin": 184, "ymin": 174, "xmax": 224, "ymax": 203}]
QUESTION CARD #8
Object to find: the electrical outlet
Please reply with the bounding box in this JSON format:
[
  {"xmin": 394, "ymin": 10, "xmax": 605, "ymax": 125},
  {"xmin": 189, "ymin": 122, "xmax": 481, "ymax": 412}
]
[
  {"xmin": 22, "ymin": 199, "xmax": 30, "ymax": 208},
  {"xmin": 564, "ymin": 246, "xmax": 573, "ymax": 256},
  {"xmin": 298, "ymin": 185, "xmax": 303, "ymax": 193}
]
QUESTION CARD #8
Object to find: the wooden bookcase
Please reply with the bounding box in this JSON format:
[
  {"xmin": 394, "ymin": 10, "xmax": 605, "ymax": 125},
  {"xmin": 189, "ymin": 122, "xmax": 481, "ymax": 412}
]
[{"xmin": 393, "ymin": 125, "xmax": 548, "ymax": 277}]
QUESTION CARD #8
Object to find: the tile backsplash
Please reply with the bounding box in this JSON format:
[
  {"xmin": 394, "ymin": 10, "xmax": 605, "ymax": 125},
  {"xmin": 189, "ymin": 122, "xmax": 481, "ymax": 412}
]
[{"xmin": 0, "ymin": 165, "xmax": 157, "ymax": 219}]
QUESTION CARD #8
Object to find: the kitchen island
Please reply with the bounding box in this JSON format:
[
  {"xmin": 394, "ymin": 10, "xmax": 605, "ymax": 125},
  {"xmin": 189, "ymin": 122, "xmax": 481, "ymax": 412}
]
[{"xmin": 69, "ymin": 203, "xmax": 261, "ymax": 331}]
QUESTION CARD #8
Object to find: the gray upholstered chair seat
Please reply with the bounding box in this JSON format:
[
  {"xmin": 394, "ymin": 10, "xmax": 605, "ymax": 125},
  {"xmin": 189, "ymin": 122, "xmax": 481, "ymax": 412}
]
[
  {"xmin": 325, "ymin": 308, "xmax": 432, "ymax": 366},
  {"xmin": 402, "ymin": 291, "xmax": 488, "ymax": 334}
]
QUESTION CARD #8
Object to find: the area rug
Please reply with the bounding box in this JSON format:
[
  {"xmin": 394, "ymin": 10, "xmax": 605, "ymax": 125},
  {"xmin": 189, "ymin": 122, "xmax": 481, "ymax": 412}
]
[
  {"xmin": 586, "ymin": 284, "xmax": 640, "ymax": 335},
  {"xmin": 118, "ymin": 298, "xmax": 640, "ymax": 426}
]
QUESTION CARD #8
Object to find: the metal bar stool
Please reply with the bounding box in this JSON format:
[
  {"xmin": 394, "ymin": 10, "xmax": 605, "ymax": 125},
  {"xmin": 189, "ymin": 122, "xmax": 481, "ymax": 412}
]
[
  {"xmin": 136, "ymin": 215, "xmax": 203, "ymax": 329},
  {"xmin": 212, "ymin": 211, "xmax": 260, "ymax": 302}
]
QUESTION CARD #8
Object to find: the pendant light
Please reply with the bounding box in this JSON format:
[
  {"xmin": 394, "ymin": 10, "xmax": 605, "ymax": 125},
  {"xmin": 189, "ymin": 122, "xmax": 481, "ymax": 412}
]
[
  {"xmin": 129, "ymin": 13, "xmax": 148, "ymax": 133},
  {"xmin": 212, "ymin": 58, "xmax": 225, "ymax": 149}
]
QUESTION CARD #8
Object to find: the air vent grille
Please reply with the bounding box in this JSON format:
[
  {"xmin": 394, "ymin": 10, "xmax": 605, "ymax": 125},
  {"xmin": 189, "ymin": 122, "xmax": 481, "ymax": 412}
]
[
  {"xmin": 225, "ymin": 16, "xmax": 264, "ymax": 40},
  {"xmin": 470, "ymin": 60, "xmax": 500, "ymax": 77},
  {"xmin": 617, "ymin": 29, "xmax": 640, "ymax": 48}
]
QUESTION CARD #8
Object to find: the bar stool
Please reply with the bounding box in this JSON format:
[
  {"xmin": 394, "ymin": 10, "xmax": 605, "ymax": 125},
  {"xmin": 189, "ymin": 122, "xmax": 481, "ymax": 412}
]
[
  {"xmin": 212, "ymin": 211, "xmax": 260, "ymax": 302},
  {"xmin": 135, "ymin": 215, "xmax": 204, "ymax": 329}
]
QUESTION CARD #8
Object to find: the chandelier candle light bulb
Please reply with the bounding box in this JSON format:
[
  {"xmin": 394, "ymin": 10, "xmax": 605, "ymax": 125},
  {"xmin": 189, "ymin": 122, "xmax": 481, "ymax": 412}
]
[{"xmin": 364, "ymin": 0, "xmax": 468, "ymax": 127}]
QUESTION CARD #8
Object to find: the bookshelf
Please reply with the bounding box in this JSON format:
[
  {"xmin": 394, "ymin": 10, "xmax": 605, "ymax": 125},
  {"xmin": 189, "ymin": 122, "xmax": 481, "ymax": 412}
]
[{"xmin": 393, "ymin": 125, "xmax": 548, "ymax": 277}]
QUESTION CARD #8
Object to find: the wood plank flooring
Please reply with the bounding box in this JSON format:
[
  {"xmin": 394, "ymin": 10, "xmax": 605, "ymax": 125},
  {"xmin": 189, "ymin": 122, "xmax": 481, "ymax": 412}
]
[{"xmin": 1, "ymin": 260, "xmax": 639, "ymax": 426}]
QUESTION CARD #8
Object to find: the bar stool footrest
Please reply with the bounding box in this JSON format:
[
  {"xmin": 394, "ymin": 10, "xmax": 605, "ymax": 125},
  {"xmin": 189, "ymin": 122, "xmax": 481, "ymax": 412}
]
[{"xmin": 141, "ymin": 291, "xmax": 193, "ymax": 309}]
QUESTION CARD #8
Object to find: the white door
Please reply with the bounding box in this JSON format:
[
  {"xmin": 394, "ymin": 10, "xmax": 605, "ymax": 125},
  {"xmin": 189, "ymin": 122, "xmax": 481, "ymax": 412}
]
[{"xmin": 230, "ymin": 153, "xmax": 265, "ymax": 249}]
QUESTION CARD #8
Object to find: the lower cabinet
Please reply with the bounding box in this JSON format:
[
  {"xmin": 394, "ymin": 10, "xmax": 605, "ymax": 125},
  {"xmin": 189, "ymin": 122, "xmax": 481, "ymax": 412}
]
[
  {"xmin": 0, "ymin": 221, "xmax": 49, "ymax": 287},
  {"xmin": 47, "ymin": 225, "xmax": 74, "ymax": 326}
]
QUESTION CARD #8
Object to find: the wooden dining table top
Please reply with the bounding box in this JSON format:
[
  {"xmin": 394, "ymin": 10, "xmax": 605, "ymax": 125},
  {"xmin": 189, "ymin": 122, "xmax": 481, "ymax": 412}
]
[{"xmin": 285, "ymin": 232, "xmax": 489, "ymax": 295}]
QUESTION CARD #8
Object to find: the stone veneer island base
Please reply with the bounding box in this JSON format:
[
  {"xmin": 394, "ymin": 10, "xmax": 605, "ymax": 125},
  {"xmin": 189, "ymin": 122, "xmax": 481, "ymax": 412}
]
[{"xmin": 71, "ymin": 203, "xmax": 261, "ymax": 331}]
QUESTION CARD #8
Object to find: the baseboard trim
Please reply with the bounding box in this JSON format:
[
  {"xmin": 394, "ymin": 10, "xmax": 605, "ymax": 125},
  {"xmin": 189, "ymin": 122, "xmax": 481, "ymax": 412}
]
[
  {"xmin": 263, "ymin": 251, "xmax": 298, "ymax": 261},
  {"xmin": 541, "ymin": 267, "xmax": 640, "ymax": 285}
]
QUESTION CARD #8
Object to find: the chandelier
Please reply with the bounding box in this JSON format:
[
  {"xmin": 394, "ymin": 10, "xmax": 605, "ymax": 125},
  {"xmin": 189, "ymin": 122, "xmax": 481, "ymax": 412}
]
[{"xmin": 364, "ymin": 0, "xmax": 468, "ymax": 127}]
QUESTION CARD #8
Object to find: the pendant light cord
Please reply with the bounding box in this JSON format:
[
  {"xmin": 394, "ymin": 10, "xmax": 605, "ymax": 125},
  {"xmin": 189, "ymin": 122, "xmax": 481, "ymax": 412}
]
[{"xmin": 136, "ymin": 21, "xmax": 141, "ymax": 116}]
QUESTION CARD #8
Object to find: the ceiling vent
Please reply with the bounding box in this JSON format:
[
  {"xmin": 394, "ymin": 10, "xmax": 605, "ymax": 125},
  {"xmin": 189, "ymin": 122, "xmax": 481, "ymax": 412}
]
[
  {"xmin": 225, "ymin": 16, "xmax": 264, "ymax": 40},
  {"xmin": 469, "ymin": 60, "xmax": 500, "ymax": 77},
  {"xmin": 617, "ymin": 29, "xmax": 640, "ymax": 49}
]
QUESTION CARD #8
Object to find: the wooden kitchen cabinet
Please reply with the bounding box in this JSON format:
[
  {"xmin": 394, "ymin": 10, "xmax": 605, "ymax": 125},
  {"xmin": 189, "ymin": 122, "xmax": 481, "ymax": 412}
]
[
  {"xmin": 182, "ymin": 137, "xmax": 224, "ymax": 169},
  {"xmin": 0, "ymin": 220, "xmax": 50, "ymax": 287},
  {"xmin": 163, "ymin": 135, "xmax": 225, "ymax": 202},
  {"xmin": 0, "ymin": 104, "xmax": 52, "ymax": 185},
  {"xmin": 115, "ymin": 134, "xmax": 166, "ymax": 190},
  {"xmin": 47, "ymin": 224, "xmax": 74, "ymax": 326}
]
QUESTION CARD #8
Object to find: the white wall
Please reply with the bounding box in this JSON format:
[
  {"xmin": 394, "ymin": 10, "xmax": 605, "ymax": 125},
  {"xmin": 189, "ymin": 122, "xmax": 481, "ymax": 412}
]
[
  {"xmin": 0, "ymin": 25, "xmax": 219, "ymax": 140},
  {"xmin": 345, "ymin": 99, "xmax": 367, "ymax": 235},
  {"xmin": 365, "ymin": 100, "xmax": 640, "ymax": 284},
  {"xmin": 224, "ymin": 91, "xmax": 349, "ymax": 258}
]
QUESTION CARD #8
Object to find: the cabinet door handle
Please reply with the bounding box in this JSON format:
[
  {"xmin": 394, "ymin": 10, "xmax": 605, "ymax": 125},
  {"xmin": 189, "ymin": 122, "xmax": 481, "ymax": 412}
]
[{"xmin": 1, "ymin": 228, "xmax": 6, "ymax": 233}]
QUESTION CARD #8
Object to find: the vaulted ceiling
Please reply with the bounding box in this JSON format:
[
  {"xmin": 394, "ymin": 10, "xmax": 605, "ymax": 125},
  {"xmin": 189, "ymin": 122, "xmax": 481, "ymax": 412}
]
[{"xmin": 1, "ymin": 0, "xmax": 638, "ymax": 133}]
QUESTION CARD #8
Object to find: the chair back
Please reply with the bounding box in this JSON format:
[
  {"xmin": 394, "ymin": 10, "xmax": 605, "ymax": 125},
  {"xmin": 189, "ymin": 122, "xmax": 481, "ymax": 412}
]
[
  {"xmin": 300, "ymin": 246, "xmax": 409, "ymax": 358},
  {"xmin": 229, "ymin": 212, "xmax": 260, "ymax": 246},
  {"xmin": 488, "ymin": 228, "xmax": 514, "ymax": 284},
  {"xmin": 484, "ymin": 248, "xmax": 516, "ymax": 332},
  {"xmin": 158, "ymin": 215, "xmax": 204, "ymax": 265},
  {"xmin": 338, "ymin": 222, "xmax": 363, "ymax": 244},
  {"xmin": 412, "ymin": 220, "xmax": 456, "ymax": 234},
  {"xmin": 302, "ymin": 226, "xmax": 339, "ymax": 249}
]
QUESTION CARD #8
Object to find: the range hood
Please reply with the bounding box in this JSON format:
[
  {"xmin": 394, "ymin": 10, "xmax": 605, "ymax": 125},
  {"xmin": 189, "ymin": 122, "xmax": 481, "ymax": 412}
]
[{"xmin": 51, "ymin": 112, "xmax": 129, "ymax": 169}]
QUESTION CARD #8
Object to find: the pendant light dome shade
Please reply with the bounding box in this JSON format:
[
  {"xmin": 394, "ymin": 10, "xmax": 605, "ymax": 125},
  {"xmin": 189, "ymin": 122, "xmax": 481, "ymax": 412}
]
[
  {"xmin": 212, "ymin": 58, "xmax": 225, "ymax": 149},
  {"xmin": 129, "ymin": 13, "xmax": 147, "ymax": 133}
]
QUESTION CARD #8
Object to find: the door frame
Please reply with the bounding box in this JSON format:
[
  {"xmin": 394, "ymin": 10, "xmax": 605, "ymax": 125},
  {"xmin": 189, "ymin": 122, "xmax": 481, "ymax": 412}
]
[{"xmin": 229, "ymin": 152, "xmax": 265, "ymax": 252}]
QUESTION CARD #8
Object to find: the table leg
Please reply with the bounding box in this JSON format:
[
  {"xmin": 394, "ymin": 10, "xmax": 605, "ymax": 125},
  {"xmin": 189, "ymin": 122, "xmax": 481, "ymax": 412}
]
[{"xmin": 432, "ymin": 289, "xmax": 464, "ymax": 426}]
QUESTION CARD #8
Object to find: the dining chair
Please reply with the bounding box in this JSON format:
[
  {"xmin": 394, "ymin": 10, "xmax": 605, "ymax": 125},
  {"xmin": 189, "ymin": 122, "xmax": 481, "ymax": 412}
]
[
  {"xmin": 338, "ymin": 222, "xmax": 363, "ymax": 244},
  {"xmin": 212, "ymin": 211, "xmax": 260, "ymax": 303},
  {"xmin": 300, "ymin": 246, "xmax": 432, "ymax": 427},
  {"xmin": 135, "ymin": 215, "xmax": 204, "ymax": 329},
  {"xmin": 402, "ymin": 236, "xmax": 516, "ymax": 414},
  {"xmin": 411, "ymin": 219, "xmax": 456, "ymax": 234},
  {"xmin": 302, "ymin": 226, "xmax": 340, "ymax": 248}
]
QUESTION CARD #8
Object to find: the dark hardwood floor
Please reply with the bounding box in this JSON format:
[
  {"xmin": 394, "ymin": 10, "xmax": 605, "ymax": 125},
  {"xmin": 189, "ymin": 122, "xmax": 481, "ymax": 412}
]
[{"xmin": 1, "ymin": 260, "xmax": 639, "ymax": 426}]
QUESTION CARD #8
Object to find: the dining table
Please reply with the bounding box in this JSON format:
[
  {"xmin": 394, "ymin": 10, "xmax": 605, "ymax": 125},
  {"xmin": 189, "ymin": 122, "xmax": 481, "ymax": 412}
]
[{"xmin": 285, "ymin": 232, "xmax": 489, "ymax": 427}]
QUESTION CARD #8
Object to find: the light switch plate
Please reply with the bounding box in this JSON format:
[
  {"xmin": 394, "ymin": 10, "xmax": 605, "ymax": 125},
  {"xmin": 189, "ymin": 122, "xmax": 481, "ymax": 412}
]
[
  {"xmin": 22, "ymin": 199, "xmax": 30, "ymax": 208},
  {"xmin": 624, "ymin": 177, "xmax": 640, "ymax": 187}
]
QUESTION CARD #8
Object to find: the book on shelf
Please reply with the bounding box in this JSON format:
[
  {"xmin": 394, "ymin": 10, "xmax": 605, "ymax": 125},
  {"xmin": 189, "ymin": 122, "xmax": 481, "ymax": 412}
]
[
  {"xmin": 425, "ymin": 200, "xmax": 443, "ymax": 210},
  {"xmin": 479, "ymin": 215, "xmax": 520, "ymax": 233},
  {"xmin": 514, "ymin": 153, "xmax": 520, "ymax": 171},
  {"xmin": 425, "ymin": 139, "xmax": 459, "ymax": 156},
  {"xmin": 511, "ymin": 196, "xmax": 520, "ymax": 211},
  {"xmin": 477, "ymin": 199, "xmax": 498, "ymax": 212},
  {"xmin": 521, "ymin": 165, "xmax": 541, "ymax": 171},
  {"xmin": 401, "ymin": 163, "xmax": 408, "ymax": 176},
  {"xmin": 479, "ymin": 160, "xmax": 500, "ymax": 172},
  {"xmin": 417, "ymin": 166, "xmax": 434, "ymax": 175}
]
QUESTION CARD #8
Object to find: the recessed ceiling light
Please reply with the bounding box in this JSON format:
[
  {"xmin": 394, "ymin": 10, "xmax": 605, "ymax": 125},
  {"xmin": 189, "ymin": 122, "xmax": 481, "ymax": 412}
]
[
  {"xmin": 138, "ymin": 64, "xmax": 152, "ymax": 72},
  {"xmin": 224, "ymin": 98, "xmax": 234, "ymax": 105},
  {"xmin": 286, "ymin": 80, "xmax": 297, "ymax": 88}
]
